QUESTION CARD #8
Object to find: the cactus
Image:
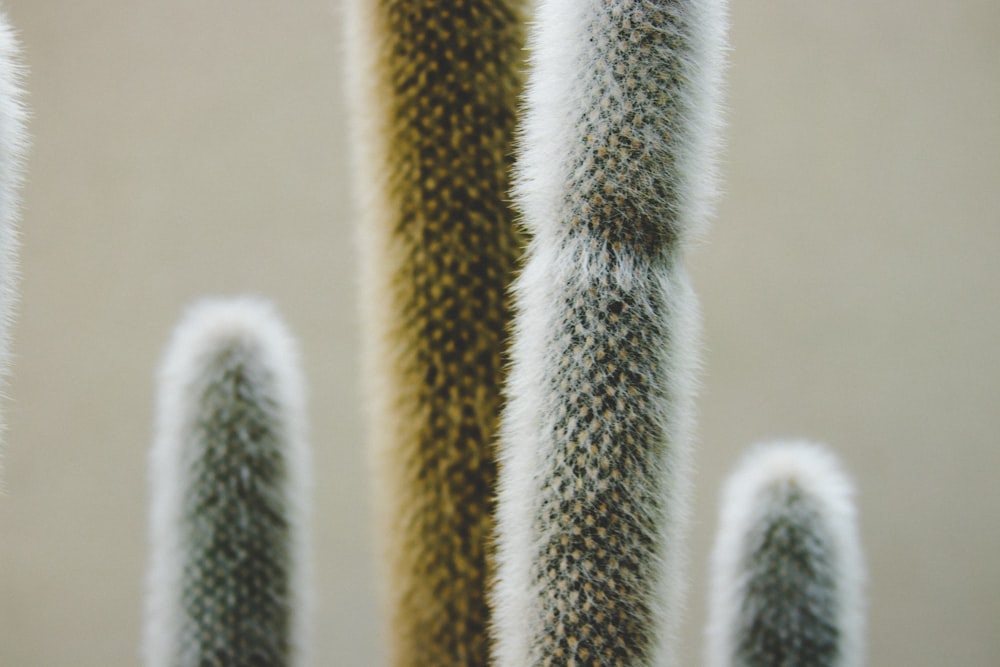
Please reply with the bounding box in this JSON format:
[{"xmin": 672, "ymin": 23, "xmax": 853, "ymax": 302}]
[
  {"xmin": 144, "ymin": 297, "xmax": 311, "ymax": 667},
  {"xmin": 705, "ymin": 441, "xmax": 866, "ymax": 667},
  {"xmin": 491, "ymin": 0, "xmax": 727, "ymax": 665},
  {"xmin": 0, "ymin": 11, "xmax": 28, "ymax": 460},
  {"xmin": 343, "ymin": 0, "xmax": 526, "ymax": 663}
]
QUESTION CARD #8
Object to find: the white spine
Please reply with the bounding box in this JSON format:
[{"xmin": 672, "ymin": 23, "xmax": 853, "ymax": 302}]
[
  {"xmin": 706, "ymin": 441, "xmax": 866, "ymax": 667},
  {"xmin": 145, "ymin": 297, "xmax": 311, "ymax": 667},
  {"xmin": 0, "ymin": 11, "xmax": 28, "ymax": 458}
]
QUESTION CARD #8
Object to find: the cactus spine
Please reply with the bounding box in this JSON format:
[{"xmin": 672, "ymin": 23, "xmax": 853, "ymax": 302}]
[
  {"xmin": 344, "ymin": 0, "xmax": 525, "ymax": 663},
  {"xmin": 0, "ymin": 11, "xmax": 28, "ymax": 459},
  {"xmin": 705, "ymin": 441, "xmax": 866, "ymax": 667},
  {"xmin": 144, "ymin": 297, "xmax": 310, "ymax": 667},
  {"xmin": 492, "ymin": 1, "xmax": 726, "ymax": 665}
]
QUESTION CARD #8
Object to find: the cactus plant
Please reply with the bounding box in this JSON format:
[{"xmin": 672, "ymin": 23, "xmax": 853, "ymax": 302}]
[
  {"xmin": 491, "ymin": 0, "xmax": 727, "ymax": 665},
  {"xmin": 0, "ymin": 11, "xmax": 28, "ymax": 460},
  {"xmin": 343, "ymin": 0, "xmax": 526, "ymax": 663},
  {"xmin": 705, "ymin": 441, "xmax": 866, "ymax": 667},
  {"xmin": 144, "ymin": 297, "xmax": 311, "ymax": 667}
]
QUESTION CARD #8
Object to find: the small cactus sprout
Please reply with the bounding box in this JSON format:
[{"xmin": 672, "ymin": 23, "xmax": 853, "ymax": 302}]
[
  {"xmin": 0, "ymin": 11, "xmax": 28, "ymax": 458},
  {"xmin": 344, "ymin": 0, "xmax": 526, "ymax": 664},
  {"xmin": 492, "ymin": 0, "xmax": 727, "ymax": 665},
  {"xmin": 705, "ymin": 441, "xmax": 866, "ymax": 667},
  {"xmin": 144, "ymin": 297, "xmax": 310, "ymax": 667}
]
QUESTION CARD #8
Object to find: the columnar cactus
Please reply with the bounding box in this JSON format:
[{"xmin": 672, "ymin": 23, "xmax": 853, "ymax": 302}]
[
  {"xmin": 144, "ymin": 297, "xmax": 310, "ymax": 667},
  {"xmin": 705, "ymin": 441, "xmax": 866, "ymax": 667},
  {"xmin": 344, "ymin": 1, "xmax": 526, "ymax": 664},
  {"xmin": 0, "ymin": 11, "xmax": 28, "ymax": 457},
  {"xmin": 492, "ymin": 1, "xmax": 726, "ymax": 665}
]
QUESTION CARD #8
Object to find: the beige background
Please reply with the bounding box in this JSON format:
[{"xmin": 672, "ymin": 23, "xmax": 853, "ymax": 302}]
[{"xmin": 0, "ymin": 1, "xmax": 997, "ymax": 665}]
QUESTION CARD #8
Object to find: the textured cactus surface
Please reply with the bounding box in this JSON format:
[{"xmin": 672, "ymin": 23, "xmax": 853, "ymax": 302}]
[
  {"xmin": 145, "ymin": 297, "xmax": 310, "ymax": 667},
  {"xmin": 706, "ymin": 441, "xmax": 866, "ymax": 667},
  {"xmin": 344, "ymin": 0, "xmax": 525, "ymax": 664},
  {"xmin": 492, "ymin": 1, "xmax": 726, "ymax": 665},
  {"xmin": 0, "ymin": 11, "xmax": 28, "ymax": 458}
]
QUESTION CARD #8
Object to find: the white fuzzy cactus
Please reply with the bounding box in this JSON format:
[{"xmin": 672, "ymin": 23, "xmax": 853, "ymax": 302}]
[
  {"xmin": 705, "ymin": 441, "xmax": 866, "ymax": 667},
  {"xmin": 491, "ymin": 0, "xmax": 726, "ymax": 665},
  {"xmin": 144, "ymin": 297, "xmax": 311, "ymax": 667},
  {"xmin": 0, "ymin": 11, "xmax": 28, "ymax": 458}
]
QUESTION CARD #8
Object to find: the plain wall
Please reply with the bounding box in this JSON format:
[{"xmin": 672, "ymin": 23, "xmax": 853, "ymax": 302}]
[{"xmin": 0, "ymin": 1, "xmax": 997, "ymax": 665}]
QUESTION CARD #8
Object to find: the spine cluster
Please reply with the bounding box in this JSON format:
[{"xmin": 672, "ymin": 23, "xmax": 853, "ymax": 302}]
[
  {"xmin": 493, "ymin": 1, "xmax": 726, "ymax": 665},
  {"xmin": 345, "ymin": 0, "xmax": 526, "ymax": 663},
  {"xmin": 706, "ymin": 441, "xmax": 866, "ymax": 667},
  {"xmin": 145, "ymin": 297, "xmax": 310, "ymax": 667}
]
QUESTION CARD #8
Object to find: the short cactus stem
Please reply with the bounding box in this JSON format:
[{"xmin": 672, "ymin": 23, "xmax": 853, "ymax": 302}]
[
  {"xmin": 705, "ymin": 441, "xmax": 866, "ymax": 667},
  {"xmin": 144, "ymin": 297, "xmax": 310, "ymax": 667}
]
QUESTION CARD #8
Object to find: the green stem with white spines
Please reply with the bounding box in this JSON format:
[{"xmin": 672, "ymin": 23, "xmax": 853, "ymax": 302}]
[
  {"xmin": 492, "ymin": 1, "xmax": 726, "ymax": 665},
  {"xmin": 145, "ymin": 297, "xmax": 310, "ymax": 667},
  {"xmin": 706, "ymin": 441, "xmax": 867, "ymax": 667}
]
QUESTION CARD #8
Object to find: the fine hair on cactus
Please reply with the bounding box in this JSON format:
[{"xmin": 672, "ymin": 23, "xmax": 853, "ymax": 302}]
[
  {"xmin": 705, "ymin": 440, "xmax": 866, "ymax": 667},
  {"xmin": 0, "ymin": 10, "xmax": 28, "ymax": 459},
  {"xmin": 491, "ymin": 0, "xmax": 727, "ymax": 665},
  {"xmin": 144, "ymin": 297, "xmax": 311, "ymax": 667},
  {"xmin": 344, "ymin": 0, "xmax": 526, "ymax": 663}
]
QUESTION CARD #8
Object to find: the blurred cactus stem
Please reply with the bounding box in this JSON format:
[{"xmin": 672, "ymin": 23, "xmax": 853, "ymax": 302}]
[
  {"xmin": 144, "ymin": 297, "xmax": 311, "ymax": 667},
  {"xmin": 491, "ymin": 0, "xmax": 727, "ymax": 665},
  {"xmin": 344, "ymin": 0, "xmax": 526, "ymax": 664},
  {"xmin": 705, "ymin": 441, "xmax": 866, "ymax": 667},
  {"xmin": 0, "ymin": 11, "xmax": 29, "ymax": 462}
]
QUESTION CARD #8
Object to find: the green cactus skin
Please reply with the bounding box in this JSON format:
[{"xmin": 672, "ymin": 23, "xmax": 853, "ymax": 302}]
[
  {"xmin": 0, "ymin": 11, "xmax": 28, "ymax": 460},
  {"xmin": 706, "ymin": 441, "xmax": 866, "ymax": 667},
  {"xmin": 492, "ymin": 1, "xmax": 727, "ymax": 665},
  {"xmin": 344, "ymin": 1, "xmax": 526, "ymax": 664},
  {"xmin": 144, "ymin": 297, "xmax": 310, "ymax": 667}
]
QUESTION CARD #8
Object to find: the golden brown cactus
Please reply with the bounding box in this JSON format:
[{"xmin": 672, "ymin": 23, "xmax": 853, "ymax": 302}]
[{"xmin": 344, "ymin": 1, "xmax": 526, "ymax": 664}]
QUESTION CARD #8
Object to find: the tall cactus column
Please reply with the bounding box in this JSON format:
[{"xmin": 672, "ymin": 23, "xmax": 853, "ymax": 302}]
[
  {"xmin": 344, "ymin": 1, "xmax": 526, "ymax": 664},
  {"xmin": 0, "ymin": 12, "xmax": 28, "ymax": 458},
  {"xmin": 144, "ymin": 298, "xmax": 311, "ymax": 667},
  {"xmin": 492, "ymin": 1, "xmax": 726, "ymax": 665}
]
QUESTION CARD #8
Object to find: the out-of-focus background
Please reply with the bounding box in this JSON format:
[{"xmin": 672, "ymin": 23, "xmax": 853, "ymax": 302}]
[{"xmin": 0, "ymin": 1, "xmax": 996, "ymax": 665}]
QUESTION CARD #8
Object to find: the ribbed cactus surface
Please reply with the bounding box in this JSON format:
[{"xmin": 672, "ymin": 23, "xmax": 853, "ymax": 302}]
[
  {"xmin": 145, "ymin": 297, "xmax": 309, "ymax": 667},
  {"xmin": 345, "ymin": 0, "xmax": 526, "ymax": 664},
  {"xmin": 492, "ymin": 1, "xmax": 726, "ymax": 665},
  {"xmin": 0, "ymin": 11, "xmax": 28, "ymax": 457},
  {"xmin": 706, "ymin": 441, "xmax": 866, "ymax": 667}
]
